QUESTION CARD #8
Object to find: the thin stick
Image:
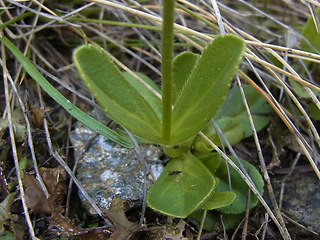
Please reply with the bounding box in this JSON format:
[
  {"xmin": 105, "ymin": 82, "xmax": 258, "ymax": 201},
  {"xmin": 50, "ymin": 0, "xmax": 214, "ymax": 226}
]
[
  {"xmin": 241, "ymin": 186, "xmax": 251, "ymax": 240},
  {"xmin": 210, "ymin": 0, "xmax": 225, "ymax": 34},
  {"xmin": 35, "ymin": 74, "xmax": 113, "ymax": 225},
  {"xmin": 196, "ymin": 210, "xmax": 207, "ymax": 240},
  {"xmin": 124, "ymin": 129, "xmax": 148, "ymax": 225},
  {"xmin": 307, "ymin": 2, "xmax": 320, "ymax": 33},
  {"xmin": 2, "ymin": 1, "xmax": 50, "ymax": 198},
  {"xmin": 4, "ymin": 64, "xmax": 49, "ymax": 198},
  {"xmin": 2, "ymin": 39, "xmax": 40, "ymax": 240},
  {"xmin": 199, "ymin": 132, "xmax": 291, "ymax": 240},
  {"xmin": 239, "ymin": 70, "xmax": 320, "ymax": 181},
  {"xmin": 236, "ymin": 75, "xmax": 290, "ymax": 236},
  {"xmin": 91, "ymin": 0, "xmax": 212, "ymax": 41}
]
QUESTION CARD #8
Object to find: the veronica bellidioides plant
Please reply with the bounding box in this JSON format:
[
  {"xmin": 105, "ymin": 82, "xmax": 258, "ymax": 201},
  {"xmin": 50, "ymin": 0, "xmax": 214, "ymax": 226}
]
[{"xmin": 73, "ymin": 0, "xmax": 263, "ymax": 219}]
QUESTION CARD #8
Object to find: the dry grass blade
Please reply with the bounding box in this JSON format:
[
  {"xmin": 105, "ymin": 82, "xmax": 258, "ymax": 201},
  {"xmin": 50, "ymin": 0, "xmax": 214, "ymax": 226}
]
[
  {"xmin": 210, "ymin": 0, "xmax": 225, "ymax": 34},
  {"xmin": 305, "ymin": 0, "xmax": 320, "ymax": 8},
  {"xmin": 236, "ymin": 77, "xmax": 290, "ymax": 237},
  {"xmin": 1, "ymin": 41, "xmax": 40, "ymax": 240},
  {"xmin": 36, "ymin": 80, "xmax": 114, "ymax": 225},
  {"xmin": 307, "ymin": 2, "xmax": 320, "ymax": 33},
  {"xmin": 199, "ymin": 132, "xmax": 291, "ymax": 240}
]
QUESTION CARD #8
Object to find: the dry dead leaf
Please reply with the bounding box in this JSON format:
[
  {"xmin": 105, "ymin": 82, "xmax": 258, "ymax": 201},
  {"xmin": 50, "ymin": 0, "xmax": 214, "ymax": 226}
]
[
  {"xmin": 23, "ymin": 173, "xmax": 51, "ymax": 214},
  {"xmin": 23, "ymin": 166, "xmax": 67, "ymax": 214},
  {"xmin": 106, "ymin": 197, "xmax": 135, "ymax": 240},
  {"xmin": 77, "ymin": 227, "xmax": 112, "ymax": 240},
  {"xmin": 49, "ymin": 205, "xmax": 83, "ymax": 237},
  {"xmin": 30, "ymin": 107, "xmax": 45, "ymax": 129},
  {"xmin": 40, "ymin": 166, "xmax": 67, "ymax": 206}
]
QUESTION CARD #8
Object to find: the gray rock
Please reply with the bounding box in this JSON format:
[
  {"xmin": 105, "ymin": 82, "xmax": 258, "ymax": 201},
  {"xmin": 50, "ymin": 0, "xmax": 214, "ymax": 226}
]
[
  {"xmin": 70, "ymin": 121, "xmax": 163, "ymax": 213},
  {"xmin": 272, "ymin": 173, "xmax": 320, "ymax": 234}
]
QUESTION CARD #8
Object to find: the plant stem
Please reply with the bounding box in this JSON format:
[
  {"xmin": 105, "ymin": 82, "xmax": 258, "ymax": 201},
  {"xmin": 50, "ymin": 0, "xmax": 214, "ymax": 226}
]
[{"xmin": 161, "ymin": 0, "xmax": 175, "ymax": 143}]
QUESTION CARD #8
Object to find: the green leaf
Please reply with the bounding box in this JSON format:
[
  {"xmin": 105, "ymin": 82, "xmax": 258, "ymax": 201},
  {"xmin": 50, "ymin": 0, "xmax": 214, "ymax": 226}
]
[
  {"xmin": 122, "ymin": 72, "xmax": 161, "ymax": 93},
  {"xmin": 172, "ymin": 52, "xmax": 199, "ymax": 104},
  {"xmin": 196, "ymin": 153, "xmax": 236, "ymax": 210},
  {"xmin": 193, "ymin": 117, "xmax": 245, "ymax": 153},
  {"xmin": 213, "ymin": 155, "xmax": 264, "ymax": 214},
  {"xmin": 162, "ymin": 137, "xmax": 194, "ymax": 158},
  {"xmin": 193, "ymin": 84, "xmax": 272, "ymax": 152},
  {"xmin": 301, "ymin": 8, "xmax": 320, "ymax": 53},
  {"xmin": 308, "ymin": 102, "xmax": 320, "ymax": 120},
  {"xmin": 73, "ymin": 45, "xmax": 162, "ymax": 143},
  {"xmin": 0, "ymin": 109, "xmax": 26, "ymax": 142},
  {"xmin": 189, "ymin": 210, "xmax": 243, "ymax": 231},
  {"xmin": 188, "ymin": 210, "xmax": 218, "ymax": 232},
  {"xmin": 147, "ymin": 152, "xmax": 216, "ymax": 218},
  {"xmin": 0, "ymin": 230, "xmax": 15, "ymax": 240},
  {"xmin": 215, "ymin": 84, "xmax": 272, "ymax": 138},
  {"xmin": 121, "ymin": 72, "xmax": 162, "ymax": 117},
  {"xmin": 0, "ymin": 36, "xmax": 133, "ymax": 148},
  {"xmin": 201, "ymin": 192, "xmax": 236, "ymax": 210},
  {"xmin": 196, "ymin": 152, "xmax": 222, "ymax": 174},
  {"xmin": 170, "ymin": 34, "xmax": 246, "ymax": 144},
  {"xmin": 0, "ymin": 193, "xmax": 15, "ymax": 235}
]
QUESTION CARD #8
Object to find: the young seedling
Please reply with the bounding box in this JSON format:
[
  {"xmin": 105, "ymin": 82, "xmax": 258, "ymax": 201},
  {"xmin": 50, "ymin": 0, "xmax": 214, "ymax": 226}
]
[
  {"xmin": 72, "ymin": 0, "xmax": 265, "ymax": 219},
  {"xmin": 0, "ymin": 0, "xmax": 265, "ymax": 225}
]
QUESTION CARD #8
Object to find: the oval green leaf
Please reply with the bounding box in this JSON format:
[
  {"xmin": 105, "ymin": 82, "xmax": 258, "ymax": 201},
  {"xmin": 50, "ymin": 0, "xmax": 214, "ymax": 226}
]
[
  {"xmin": 170, "ymin": 34, "xmax": 246, "ymax": 144},
  {"xmin": 215, "ymin": 84, "xmax": 272, "ymax": 138},
  {"xmin": 196, "ymin": 152, "xmax": 222, "ymax": 174},
  {"xmin": 73, "ymin": 45, "xmax": 162, "ymax": 143},
  {"xmin": 301, "ymin": 8, "xmax": 320, "ymax": 53},
  {"xmin": 213, "ymin": 155, "xmax": 264, "ymax": 214},
  {"xmin": 147, "ymin": 152, "xmax": 215, "ymax": 218},
  {"xmin": 193, "ymin": 117, "xmax": 245, "ymax": 153},
  {"xmin": 121, "ymin": 71, "xmax": 162, "ymax": 117},
  {"xmin": 172, "ymin": 52, "xmax": 199, "ymax": 104},
  {"xmin": 201, "ymin": 192, "xmax": 236, "ymax": 210}
]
